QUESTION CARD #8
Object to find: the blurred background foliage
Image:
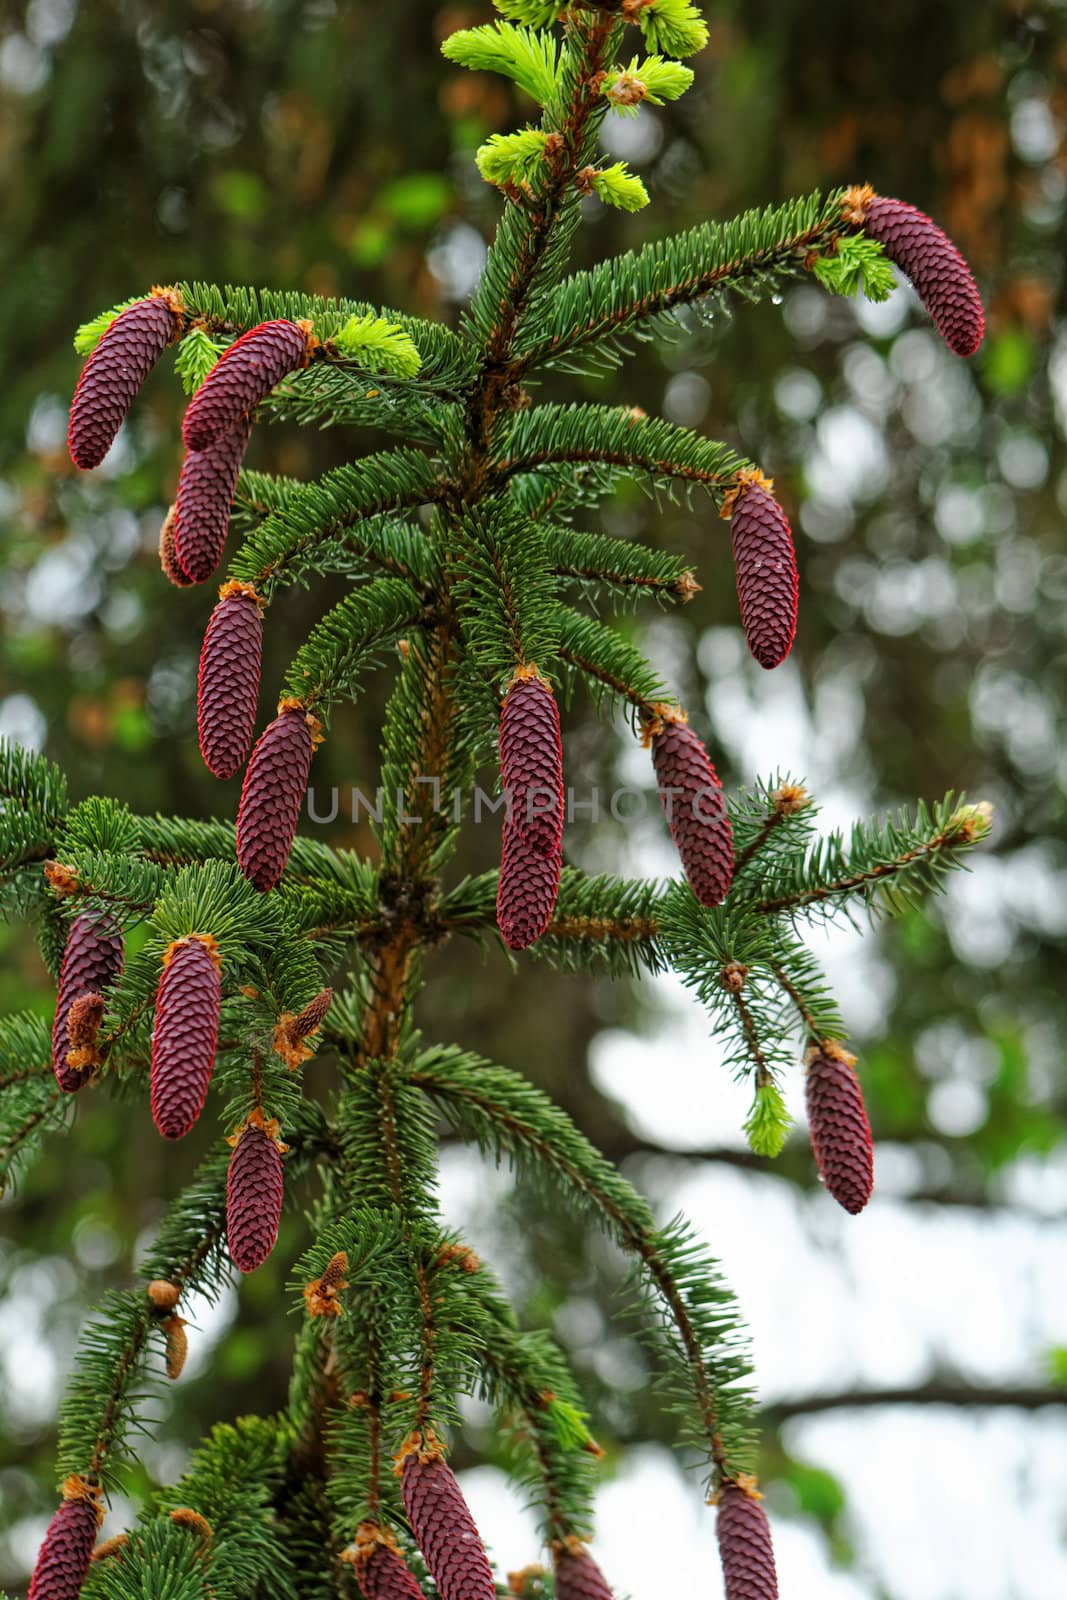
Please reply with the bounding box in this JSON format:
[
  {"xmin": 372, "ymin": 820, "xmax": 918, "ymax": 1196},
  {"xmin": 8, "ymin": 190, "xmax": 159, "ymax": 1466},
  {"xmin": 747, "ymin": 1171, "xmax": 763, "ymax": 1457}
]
[{"xmin": 1, "ymin": 0, "xmax": 1066, "ymax": 1594}]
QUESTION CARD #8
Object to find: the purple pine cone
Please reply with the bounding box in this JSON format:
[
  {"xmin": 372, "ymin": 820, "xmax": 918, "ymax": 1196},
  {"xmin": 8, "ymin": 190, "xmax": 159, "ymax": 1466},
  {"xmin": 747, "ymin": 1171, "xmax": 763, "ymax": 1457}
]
[
  {"xmin": 236, "ymin": 704, "xmax": 316, "ymax": 892},
  {"xmin": 150, "ymin": 936, "xmax": 221, "ymax": 1140},
  {"xmin": 173, "ymin": 414, "xmax": 252, "ymax": 584},
  {"xmin": 226, "ymin": 1119, "xmax": 285, "ymax": 1273},
  {"xmin": 728, "ymin": 480, "xmax": 798, "ymax": 670},
  {"xmin": 69, "ymin": 294, "xmax": 180, "ymax": 469},
  {"xmin": 182, "ymin": 319, "xmax": 310, "ymax": 452},
  {"xmin": 650, "ymin": 717, "xmax": 734, "ymax": 906},
  {"xmin": 401, "ymin": 1449, "xmax": 496, "ymax": 1600},
  {"xmin": 500, "ymin": 672, "xmax": 564, "ymax": 857},
  {"xmin": 197, "ymin": 583, "xmax": 264, "ymax": 779},
  {"xmin": 52, "ymin": 910, "xmax": 124, "ymax": 1092}
]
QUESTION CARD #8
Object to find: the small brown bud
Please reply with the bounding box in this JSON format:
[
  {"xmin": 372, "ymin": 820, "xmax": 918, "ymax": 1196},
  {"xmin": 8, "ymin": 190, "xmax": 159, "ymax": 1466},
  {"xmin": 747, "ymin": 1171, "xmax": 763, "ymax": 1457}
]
[
  {"xmin": 304, "ymin": 1249, "xmax": 349, "ymax": 1316},
  {"xmin": 146, "ymin": 1279, "xmax": 181, "ymax": 1311},
  {"xmin": 162, "ymin": 1315, "xmax": 188, "ymax": 1380},
  {"xmin": 169, "ymin": 1508, "xmax": 212, "ymax": 1546},
  {"xmin": 720, "ymin": 961, "xmax": 749, "ymax": 994},
  {"xmin": 90, "ymin": 1533, "xmax": 129, "ymax": 1564}
]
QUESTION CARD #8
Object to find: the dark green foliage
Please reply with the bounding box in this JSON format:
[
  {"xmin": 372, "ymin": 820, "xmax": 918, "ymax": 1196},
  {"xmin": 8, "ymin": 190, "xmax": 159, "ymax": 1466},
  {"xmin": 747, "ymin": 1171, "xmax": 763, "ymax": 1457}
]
[{"xmin": 3, "ymin": 3, "xmax": 996, "ymax": 1593}]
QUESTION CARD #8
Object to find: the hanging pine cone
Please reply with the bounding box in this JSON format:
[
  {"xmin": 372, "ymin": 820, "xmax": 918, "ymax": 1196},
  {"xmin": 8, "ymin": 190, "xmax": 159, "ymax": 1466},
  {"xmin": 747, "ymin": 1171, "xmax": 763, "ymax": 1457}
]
[
  {"xmin": 182, "ymin": 320, "xmax": 312, "ymax": 452},
  {"xmin": 496, "ymin": 823, "xmax": 561, "ymax": 950},
  {"xmin": 726, "ymin": 475, "xmax": 798, "ymax": 670},
  {"xmin": 197, "ymin": 582, "xmax": 264, "ymax": 779},
  {"xmin": 554, "ymin": 1538, "xmax": 615, "ymax": 1600},
  {"xmin": 226, "ymin": 1110, "xmax": 286, "ymax": 1272},
  {"xmin": 236, "ymin": 701, "xmax": 318, "ymax": 892},
  {"xmin": 158, "ymin": 505, "xmax": 193, "ymax": 587},
  {"xmin": 68, "ymin": 292, "xmax": 181, "ymax": 469},
  {"xmin": 715, "ymin": 1479, "xmax": 778, "ymax": 1600},
  {"xmin": 52, "ymin": 911, "xmax": 124, "ymax": 1092},
  {"xmin": 173, "ymin": 415, "xmax": 253, "ymax": 584},
  {"xmin": 150, "ymin": 935, "xmax": 222, "ymax": 1140},
  {"xmin": 500, "ymin": 669, "xmax": 564, "ymax": 857},
  {"xmin": 399, "ymin": 1441, "xmax": 496, "ymax": 1600},
  {"xmin": 844, "ymin": 186, "xmax": 984, "ymax": 357},
  {"xmin": 28, "ymin": 1477, "xmax": 103, "ymax": 1600},
  {"xmin": 648, "ymin": 713, "xmax": 734, "ymax": 906},
  {"xmin": 349, "ymin": 1525, "xmax": 425, "ymax": 1600},
  {"xmin": 804, "ymin": 1042, "xmax": 874, "ymax": 1214}
]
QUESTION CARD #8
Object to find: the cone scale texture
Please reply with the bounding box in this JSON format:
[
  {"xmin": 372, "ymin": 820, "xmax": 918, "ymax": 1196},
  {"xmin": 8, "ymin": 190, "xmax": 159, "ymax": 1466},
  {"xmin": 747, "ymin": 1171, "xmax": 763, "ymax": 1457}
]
[
  {"xmin": 236, "ymin": 705, "xmax": 315, "ymax": 892},
  {"xmin": 729, "ymin": 483, "xmax": 798, "ymax": 670},
  {"xmin": 805, "ymin": 1046, "xmax": 874, "ymax": 1214},
  {"xmin": 496, "ymin": 824, "xmax": 561, "ymax": 950},
  {"xmin": 554, "ymin": 1546, "xmax": 614, "ymax": 1600},
  {"xmin": 198, "ymin": 586, "xmax": 264, "ymax": 778},
  {"xmin": 401, "ymin": 1451, "xmax": 496, "ymax": 1600},
  {"xmin": 716, "ymin": 1483, "xmax": 778, "ymax": 1600},
  {"xmin": 28, "ymin": 1490, "xmax": 101, "ymax": 1600},
  {"xmin": 500, "ymin": 674, "xmax": 564, "ymax": 856},
  {"xmin": 226, "ymin": 1123, "xmax": 284, "ymax": 1272},
  {"xmin": 355, "ymin": 1542, "xmax": 426, "ymax": 1600},
  {"xmin": 174, "ymin": 415, "xmax": 253, "ymax": 584},
  {"xmin": 68, "ymin": 296, "xmax": 178, "ymax": 469},
  {"xmin": 861, "ymin": 195, "xmax": 984, "ymax": 358},
  {"xmin": 182, "ymin": 319, "xmax": 310, "ymax": 452},
  {"xmin": 650, "ymin": 720, "xmax": 734, "ymax": 906},
  {"xmin": 150, "ymin": 938, "xmax": 221, "ymax": 1140},
  {"xmin": 52, "ymin": 911, "xmax": 124, "ymax": 1092}
]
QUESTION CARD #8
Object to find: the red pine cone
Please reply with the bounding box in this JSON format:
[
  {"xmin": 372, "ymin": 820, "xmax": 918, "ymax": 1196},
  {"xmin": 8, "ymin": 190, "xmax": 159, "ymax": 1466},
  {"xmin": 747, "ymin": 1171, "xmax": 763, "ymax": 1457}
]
[
  {"xmin": 650, "ymin": 719, "xmax": 734, "ymax": 906},
  {"xmin": 182, "ymin": 320, "xmax": 310, "ymax": 452},
  {"xmin": 52, "ymin": 911, "xmax": 124, "ymax": 1092},
  {"xmin": 197, "ymin": 584, "xmax": 264, "ymax": 779},
  {"xmin": 716, "ymin": 1482, "xmax": 778, "ymax": 1600},
  {"xmin": 355, "ymin": 1542, "xmax": 426, "ymax": 1600},
  {"xmin": 68, "ymin": 295, "xmax": 179, "ymax": 469},
  {"xmin": 861, "ymin": 194, "xmax": 984, "ymax": 358},
  {"xmin": 500, "ymin": 673, "xmax": 564, "ymax": 856},
  {"xmin": 805, "ymin": 1044, "xmax": 874, "ymax": 1215},
  {"xmin": 226, "ymin": 1121, "xmax": 284, "ymax": 1272},
  {"xmin": 173, "ymin": 415, "xmax": 253, "ymax": 584},
  {"xmin": 150, "ymin": 937, "xmax": 222, "ymax": 1140},
  {"xmin": 729, "ymin": 482, "xmax": 798, "ymax": 670},
  {"xmin": 554, "ymin": 1544, "xmax": 614, "ymax": 1600},
  {"xmin": 236, "ymin": 704, "xmax": 315, "ymax": 892},
  {"xmin": 496, "ymin": 824, "xmax": 561, "ymax": 950},
  {"xmin": 401, "ymin": 1451, "xmax": 496, "ymax": 1600},
  {"xmin": 159, "ymin": 505, "xmax": 193, "ymax": 587},
  {"xmin": 28, "ymin": 1487, "xmax": 102, "ymax": 1600}
]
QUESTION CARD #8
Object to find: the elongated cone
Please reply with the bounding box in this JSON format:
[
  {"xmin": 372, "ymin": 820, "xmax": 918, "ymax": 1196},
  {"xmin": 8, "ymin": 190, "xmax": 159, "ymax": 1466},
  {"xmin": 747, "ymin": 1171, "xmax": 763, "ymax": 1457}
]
[
  {"xmin": 716, "ymin": 1480, "xmax": 778, "ymax": 1600},
  {"xmin": 847, "ymin": 188, "xmax": 984, "ymax": 357},
  {"xmin": 500, "ymin": 671, "xmax": 564, "ymax": 856},
  {"xmin": 728, "ymin": 479, "xmax": 798, "ymax": 670},
  {"xmin": 805, "ymin": 1042, "xmax": 874, "ymax": 1214},
  {"xmin": 52, "ymin": 911, "xmax": 124, "ymax": 1091},
  {"xmin": 649, "ymin": 716, "xmax": 733, "ymax": 906},
  {"xmin": 198, "ymin": 583, "xmax": 264, "ymax": 778},
  {"xmin": 182, "ymin": 320, "xmax": 311, "ymax": 452},
  {"xmin": 226, "ymin": 1116, "xmax": 285, "ymax": 1272},
  {"xmin": 150, "ymin": 936, "xmax": 221, "ymax": 1140},
  {"xmin": 68, "ymin": 294, "xmax": 180, "ymax": 469},
  {"xmin": 159, "ymin": 504, "xmax": 193, "ymax": 587},
  {"xmin": 496, "ymin": 824, "xmax": 561, "ymax": 950},
  {"xmin": 400, "ymin": 1448, "xmax": 495, "ymax": 1600},
  {"xmin": 350, "ymin": 1526, "xmax": 425, "ymax": 1600},
  {"xmin": 174, "ymin": 415, "xmax": 252, "ymax": 583},
  {"xmin": 29, "ymin": 1479, "xmax": 103, "ymax": 1600},
  {"xmin": 236, "ymin": 703, "xmax": 316, "ymax": 892},
  {"xmin": 554, "ymin": 1539, "xmax": 614, "ymax": 1600}
]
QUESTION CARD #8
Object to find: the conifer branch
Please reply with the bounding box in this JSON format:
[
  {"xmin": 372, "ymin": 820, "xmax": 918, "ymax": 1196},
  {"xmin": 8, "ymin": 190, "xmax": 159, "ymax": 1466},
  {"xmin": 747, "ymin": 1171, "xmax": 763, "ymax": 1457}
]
[
  {"xmin": 411, "ymin": 1046, "xmax": 754, "ymax": 1480},
  {"xmin": 514, "ymin": 190, "xmax": 850, "ymax": 373}
]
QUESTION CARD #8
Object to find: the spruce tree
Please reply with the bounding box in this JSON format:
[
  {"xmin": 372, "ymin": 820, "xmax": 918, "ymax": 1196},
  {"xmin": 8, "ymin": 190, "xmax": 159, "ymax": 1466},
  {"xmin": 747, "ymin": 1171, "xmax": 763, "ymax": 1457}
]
[{"xmin": 3, "ymin": 4, "xmax": 994, "ymax": 1597}]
